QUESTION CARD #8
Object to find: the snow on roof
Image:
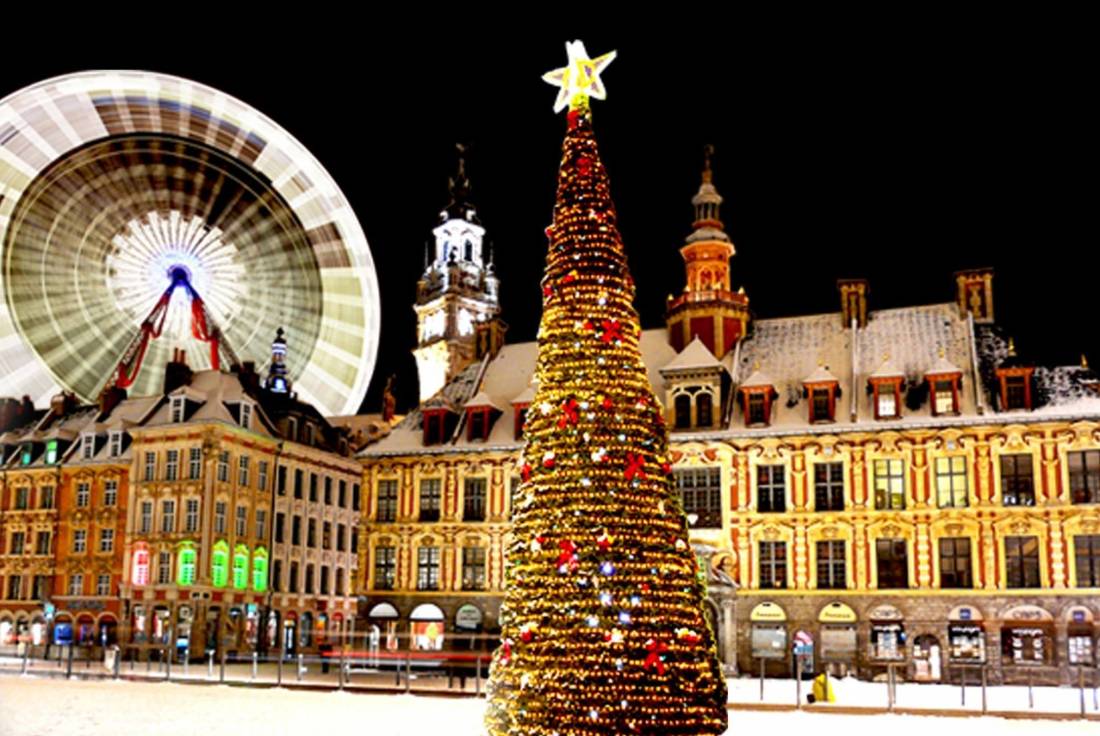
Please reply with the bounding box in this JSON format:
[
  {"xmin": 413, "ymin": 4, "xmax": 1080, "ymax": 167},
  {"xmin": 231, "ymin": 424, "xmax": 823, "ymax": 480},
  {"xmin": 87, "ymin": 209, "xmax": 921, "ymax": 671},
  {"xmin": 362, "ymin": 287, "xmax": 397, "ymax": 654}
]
[
  {"xmin": 464, "ymin": 391, "xmax": 504, "ymax": 411},
  {"xmin": 802, "ymin": 364, "xmax": 839, "ymax": 385},
  {"xmin": 926, "ymin": 352, "xmax": 963, "ymax": 376},
  {"xmin": 869, "ymin": 355, "xmax": 905, "ymax": 380},
  {"xmin": 511, "ymin": 383, "xmax": 537, "ymax": 405},
  {"xmin": 739, "ymin": 368, "xmax": 776, "ymax": 389},
  {"xmin": 662, "ymin": 336, "xmax": 722, "ymax": 372}
]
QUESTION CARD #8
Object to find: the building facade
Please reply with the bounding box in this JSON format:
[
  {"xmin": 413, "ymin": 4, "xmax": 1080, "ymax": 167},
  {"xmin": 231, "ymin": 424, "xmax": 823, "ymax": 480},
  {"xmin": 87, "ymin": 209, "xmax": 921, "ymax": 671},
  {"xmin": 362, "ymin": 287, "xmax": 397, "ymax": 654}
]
[{"xmin": 358, "ymin": 156, "xmax": 1100, "ymax": 684}]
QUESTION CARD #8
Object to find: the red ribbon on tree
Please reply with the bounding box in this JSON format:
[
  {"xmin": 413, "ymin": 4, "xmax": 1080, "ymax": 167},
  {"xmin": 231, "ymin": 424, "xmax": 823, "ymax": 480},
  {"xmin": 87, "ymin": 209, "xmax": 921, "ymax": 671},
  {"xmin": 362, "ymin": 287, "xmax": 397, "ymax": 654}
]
[
  {"xmin": 644, "ymin": 638, "xmax": 669, "ymax": 675},
  {"xmin": 624, "ymin": 453, "xmax": 646, "ymax": 481},
  {"xmin": 600, "ymin": 319, "xmax": 624, "ymax": 344},
  {"xmin": 500, "ymin": 639, "xmax": 514, "ymax": 666},
  {"xmin": 556, "ymin": 540, "xmax": 579, "ymax": 573},
  {"xmin": 521, "ymin": 463, "xmax": 533, "ymax": 482},
  {"xmin": 558, "ymin": 398, "xmax": 580, "ymax": 429},
  {"xmin": 577, "ymin": 156, "xmax": 593, "ymax": 177}
]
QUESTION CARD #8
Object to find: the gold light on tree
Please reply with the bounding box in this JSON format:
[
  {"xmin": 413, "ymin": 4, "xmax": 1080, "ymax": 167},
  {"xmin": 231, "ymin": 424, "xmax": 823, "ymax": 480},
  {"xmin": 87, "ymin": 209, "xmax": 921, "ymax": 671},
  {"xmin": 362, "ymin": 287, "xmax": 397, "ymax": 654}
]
[{"xmin": 485, "ymin": 41, "xmax": 728, "ymax": 736}]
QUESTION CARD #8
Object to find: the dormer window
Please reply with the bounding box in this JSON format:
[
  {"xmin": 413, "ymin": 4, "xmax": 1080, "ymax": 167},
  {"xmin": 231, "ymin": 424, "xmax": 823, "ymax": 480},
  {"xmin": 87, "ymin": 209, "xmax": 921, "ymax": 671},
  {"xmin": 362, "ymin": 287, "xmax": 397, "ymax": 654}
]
[
  {"xmin": 869, "ymin": 357, "xmax": 905, "ymax": 420},
  {"xmin": 674, "ymin": 394, "xmax": 691, "ymax": 429},
  {"xmin": 513, "ymin": 403, "xmax": 530, "ymax": 441},
  {"xmin": 21, "ymin": 444, "xmax": 33, "ymax": 465},
  {"xmin": 170, "ymin": 396, "xmax": 186, "ymax": 423},
  {"xmin": 803, "ymin": 365, "xmax": 840, "ymax": 424},
  {"xmin": 932, "ymin": 379, "xmax": 957, "ymax": 415},
  {"xmin": 45, "ymin": 440, "xmax": 59, "ymax": 465},
  {"xmin": 1004, "ymin": 376, "xmax": 1028, "ymax": 409},
  {"xmin": 738, "ymin": 366, "xmax": 778, "ymax": 428},
  {"xmin": 423, "ymin": 409, "xmax": 449, "ymax": 446},
  {"xmin": 109, "ymin": 431, "xmax": 123, "ymax": 458},
  {"xmin": 82, "ymin": 433, "xmax": 95, "ymax": 460},
  {"xmin": 748, "ymin": 394, "xmax": 766, "ymax": 424},
  {"xmin": 877, "ymin": 387, "xmax": 898, "ymax": 418},
  {"xmin": 995, "ymin": 343, "xmax": 1034, "ymax": 412},
  {"xmin": 287, "ymin": 416, "xmax": 298, "ymax": 442},
  {"xmin": 811, "ymin": 389, "xmax": 831, "ymax": 421},
  {"xmin": 696, "ymin": 393, "xmax": 713, "ymax": 427},
  {"xmin": 240, "ymin": 402, "xmax": 253, "ymax": 430},
  {"xmin": 468, "ymin": 408, "xmax": 490, "ymax": 441}
]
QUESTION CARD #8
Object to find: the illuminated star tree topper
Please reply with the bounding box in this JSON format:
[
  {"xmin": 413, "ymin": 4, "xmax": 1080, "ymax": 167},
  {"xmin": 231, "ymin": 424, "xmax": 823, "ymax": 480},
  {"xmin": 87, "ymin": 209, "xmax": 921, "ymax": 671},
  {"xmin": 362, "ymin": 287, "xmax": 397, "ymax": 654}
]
[{"xmin": 541, "ymin": 40, "xmax": 617, "ymax": 113}]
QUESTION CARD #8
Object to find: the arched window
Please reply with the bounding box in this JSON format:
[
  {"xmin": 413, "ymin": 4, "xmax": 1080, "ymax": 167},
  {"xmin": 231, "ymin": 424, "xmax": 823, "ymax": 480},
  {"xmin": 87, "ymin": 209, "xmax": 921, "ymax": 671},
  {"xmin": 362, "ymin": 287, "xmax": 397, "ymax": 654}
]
[
  {"xmin": 464, "ymin": 240, "xmax": 473, "ymax": 261},
  {"xmin": 211, "ymin": 541, "xmax": 229, "ymax": 588},
  {"xmin": 674, "ymin": 394, "xmax": 692, "ymax": 429},
  {"xmin": 177, "ymin": 543, "xmax": 196, "ymax": 586},
  {"xmin": 696, "ymin": 393, "xmax": 713, "ymax": 428},
  {"xmin": 232, "ymin": 545, "xmax": 249, "ymax": 590},
  {"xmin": 252, "ymin": 548, "xmax": 268, "ymax": 593},
  {"xmin": 131, "ymin": 543, "xmax": 150, "ymax": 586}
]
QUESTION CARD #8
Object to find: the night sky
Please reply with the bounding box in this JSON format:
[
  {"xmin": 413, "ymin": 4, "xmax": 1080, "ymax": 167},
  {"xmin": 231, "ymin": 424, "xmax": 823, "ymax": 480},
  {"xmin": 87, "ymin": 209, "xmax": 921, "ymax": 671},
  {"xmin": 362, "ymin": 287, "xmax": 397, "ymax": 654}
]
[{"xmin": 1, "ymin": 25, "xmax": 1090, "ymax": 416}]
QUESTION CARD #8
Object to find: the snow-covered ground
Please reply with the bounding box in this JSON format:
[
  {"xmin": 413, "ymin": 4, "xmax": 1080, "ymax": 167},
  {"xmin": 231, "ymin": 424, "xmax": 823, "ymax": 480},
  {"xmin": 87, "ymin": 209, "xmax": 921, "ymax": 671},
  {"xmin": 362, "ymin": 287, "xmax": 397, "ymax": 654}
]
[{"xmin": 0, "ymin": 677, "xmax": 1095, "ymax": 736}]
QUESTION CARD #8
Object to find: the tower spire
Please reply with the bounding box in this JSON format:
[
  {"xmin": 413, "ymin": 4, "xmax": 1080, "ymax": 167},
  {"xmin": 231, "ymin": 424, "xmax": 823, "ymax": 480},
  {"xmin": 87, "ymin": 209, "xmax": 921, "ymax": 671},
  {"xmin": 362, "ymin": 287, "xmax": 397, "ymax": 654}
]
[{"xmin": 265, "ymin": 327, "xmax": 290, "ymax": 393}]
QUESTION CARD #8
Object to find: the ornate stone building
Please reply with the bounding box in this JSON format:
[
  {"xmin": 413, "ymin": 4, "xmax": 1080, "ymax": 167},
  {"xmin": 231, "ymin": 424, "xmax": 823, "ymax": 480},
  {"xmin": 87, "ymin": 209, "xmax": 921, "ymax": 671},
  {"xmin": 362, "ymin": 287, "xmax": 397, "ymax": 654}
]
[{"xmin": 358, "ymin": 155, "xmax": 1100, "ymax": 684}]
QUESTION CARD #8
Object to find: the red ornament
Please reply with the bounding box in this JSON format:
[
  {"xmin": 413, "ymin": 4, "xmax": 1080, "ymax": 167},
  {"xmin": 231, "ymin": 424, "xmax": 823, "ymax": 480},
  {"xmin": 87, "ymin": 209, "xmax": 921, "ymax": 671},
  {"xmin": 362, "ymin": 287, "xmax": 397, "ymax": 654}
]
[
  {"xmin": 544, "ymin": 226, "xmax": 554, "ymax": 239},
  {"xmin": 577, "ymin": 156, "xmax": 593, "ymax": 177},
  {"xmin": 542, "ymin": 284, "xmax": 553, "ymax": 299},
  {"xmin": 676, "ymin": 628, "xmax": 702, "ymax": 646},
  {"xmin": 521, "ymin": 463, "xmax": 532, "ymax": 482},
  {"xmin": 644, "ymin": 638, "xmax": 669, "ymax": 675},
  {"xmin": 601, "ymin": 396, "xmax": 613, "ymax": 410},
  {"xmin": 624, "ymin": 453, "xmax": 646, "ymax": 481},
  {"xmin": 542, "ymin": 451, "xmax": 556, "ymax": 469},
  {"xmin": 600, "ymin": 319, "xmax": 624, "ymax": 344},
  {"xmin": 500, "ymin": 639, "xmax": 514, "ymax": 666},
  {"xmin": 661, "ymin": 462, "xmax": 672, "ymax": 476},
  {"xmin": 556, "ymin": 540, "xmax": 579, "ymax": 573},
  {"xmin": 561, "ymin": 270, "xmax": 578, "ymax": 285},
  {"xmin": 583, "ymin": 320, "xmax": 595, "ymax": 331},
  {"xmin": 641, "ymin": 582, "xmax": 651, "ymax": 592},
  {"xmin": 595, "ymin": 529, "xmax": 613, "ymax": 551},
  {"xmin": 519, "ymin": 623, "xmax": 537, "ymax": 643},
  {"xmin": 557, "ymin": 398, "xmax": 580, "ymax": 429}
]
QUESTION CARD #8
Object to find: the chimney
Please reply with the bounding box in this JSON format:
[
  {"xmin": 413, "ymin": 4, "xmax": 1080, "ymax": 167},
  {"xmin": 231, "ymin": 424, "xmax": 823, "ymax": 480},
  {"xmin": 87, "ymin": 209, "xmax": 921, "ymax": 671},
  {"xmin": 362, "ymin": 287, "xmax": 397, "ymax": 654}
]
[
  {"xmin": 164, "ymin": 348, "xmax": 193, "ymax": 395},
  {"xmin": 955, "ymin": 268, "xmax": 994, "ymax": 323},
  {"xmin": 0, "ymin": 397, "xmax": 23, "ymax": 433},
  {"xmin": 838, "ymin": 279, "xmax": 869, "ymax": 328},
  {"xmin": 98, "ymin": 386, "xmax": 127, "ymax": 418}
]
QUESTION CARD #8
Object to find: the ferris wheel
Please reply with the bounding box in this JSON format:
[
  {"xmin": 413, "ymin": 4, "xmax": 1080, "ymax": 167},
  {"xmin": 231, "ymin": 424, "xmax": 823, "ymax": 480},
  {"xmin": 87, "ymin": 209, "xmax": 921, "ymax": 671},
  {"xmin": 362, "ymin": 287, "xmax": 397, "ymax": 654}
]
[{"xmin": 0, "ymin": 71, "xmax": 380, "ymax": 417}]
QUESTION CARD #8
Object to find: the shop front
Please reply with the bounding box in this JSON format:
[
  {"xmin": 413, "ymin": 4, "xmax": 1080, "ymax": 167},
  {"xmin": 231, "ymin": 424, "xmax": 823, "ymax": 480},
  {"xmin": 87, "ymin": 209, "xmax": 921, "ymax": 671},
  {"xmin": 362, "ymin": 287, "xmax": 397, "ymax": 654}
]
[
  {"xmin": 912, "ymin": 634, "xmax": 942, "ymax": 682},
  {"xmin": 818, "ymin": 601, "xmax": 858, "ymax": 676},
  {"xmin": 945, "ymin": 605, "xmax": 985, "ymax": 679},
  {"xmin": 867, "ymin": 604, "xmax": 906, "ymax": 671},
  {"xmin": 409, "ymin": 603, "xmax": 445, "ymax": 651},
  {"xmin": 749, "ymin": 602, "xmax": 787, "ymax": 674},
  {"xmin": 1066, "ymin": 606, "xmax": 1095, "ymax": 666},
  {"xmin": 282, "ymin": 612, "xmax": 298, "ymax": 658},
  {"xmin": 1000, "ymin": 604, "xmax": 1054, "ymax": 683},
  {"xmin": 455, "ymin": 603, "xmax": 487, "ymax": 651}
]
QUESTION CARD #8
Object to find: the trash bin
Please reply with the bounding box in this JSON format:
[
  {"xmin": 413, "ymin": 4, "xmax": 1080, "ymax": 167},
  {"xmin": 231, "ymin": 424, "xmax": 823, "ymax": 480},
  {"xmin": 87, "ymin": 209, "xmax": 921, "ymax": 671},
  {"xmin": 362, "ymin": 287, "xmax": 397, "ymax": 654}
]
[
  {"xmin": 811, "ymin": 672, "xmax": 835, "ymax": 703},
  {"xmin": 104, "ymin": 646, "xmax": 117, "ymax": 673}
]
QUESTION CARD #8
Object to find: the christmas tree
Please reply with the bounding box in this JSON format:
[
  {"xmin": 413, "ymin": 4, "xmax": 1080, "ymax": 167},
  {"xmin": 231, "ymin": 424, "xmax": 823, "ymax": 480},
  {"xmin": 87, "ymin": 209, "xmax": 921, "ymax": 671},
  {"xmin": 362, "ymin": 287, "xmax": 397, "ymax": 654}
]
[{"xmin": 485, "ymin": 41, "xmax": 728, "ymax": 736}]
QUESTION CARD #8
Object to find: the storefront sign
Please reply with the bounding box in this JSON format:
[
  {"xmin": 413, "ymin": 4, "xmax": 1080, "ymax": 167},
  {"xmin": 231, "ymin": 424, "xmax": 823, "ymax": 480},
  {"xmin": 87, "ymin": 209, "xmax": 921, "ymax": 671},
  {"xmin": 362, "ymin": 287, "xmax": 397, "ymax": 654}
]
[
  {"xmin": 455, "ymin": 604, "xmax": 483, "ymax": 631},
  {"xmin": 868, "ymin": 604, "xmax": 903, "ymax": 621},
  {"xmin": 1066, "ymin": 606, "xmax": 1092, "ymax": 624},
  {"xmin": 749, "ymin": 602, "xmax": 787, "ymax": 622},
  {"xmin": 818, "ymin": 602, "xmax": 857, "ymax": 624},
  {"xmin": 751, "ymin": 624, "xmax": 787, "ymax": 659},
  {"xmin": 1002, "ymin": 605, "xmax": 1052, "ymax": 622}
]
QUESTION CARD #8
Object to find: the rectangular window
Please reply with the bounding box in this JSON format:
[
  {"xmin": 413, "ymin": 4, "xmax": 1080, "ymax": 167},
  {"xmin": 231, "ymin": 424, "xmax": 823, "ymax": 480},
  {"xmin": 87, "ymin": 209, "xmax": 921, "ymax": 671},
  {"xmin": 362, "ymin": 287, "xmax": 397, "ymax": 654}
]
[
  {"xmin": 165, "ymin": 449, "xmax": 179, "ymax": 481},
  {"xmin": 934, "ymin": 379, "xmax": 956, "ymax": 414},
  {"xmin": 76, "ymin": 482, "xmax": 91, "ymax": 508},
  {"xmin": 336, "ymin": 523, "xmax": 346, "ymax": 552},
  {"xmin": 320, "ymin": 566, "xmax": 330, "ymax": 595},
  {"xmin": 462, "ymin": 547, "xmax": 487, "ymax": 590},
  {"xmin": 307, "ymin": 519, "xmax": 316, "ymax": 548},
  {"xmin": 277, "ymin": 466, "xmax": 287, "ymax": 496},
  {"xmin": 878, "ymin": 387, "xmax": 898, "ymax": 418},
  {"xmin": 38, "ymin": 486, "xmax": 54, "ymax": 509},
  {"xmin": 103, "ymin": 480, "xmax": 118, "ymax": 507},
  {"xmin": 110, "ymin": 432, "xmax": 123, "ymax": 458},
  {"xmin": 288, "ymin": 563, "xmax": 299, "ymax": 593},
  {"xmin": 275, "ymin": 513, "xmax": 285, "ymax": 543},
  {"xmin": 352, "ymin": 483, "xmax": 361, "ymax": 511},
  {"xmin": 72, "ymin": 529, "xmax": 87, "ymax": 554},
  {"xmin": 351, "ymin": 527, "xmax": 358, "ymax": 554},
  {"xmin": 338, "ymin": 479, "xmax": 348, "ymax": 508},
  {"xmin": 1069, "ymin": 450, "xmax": 1100, "ymax": 505},
  {"xmin": 876, "ymin": 538, "xmax": 908, "ymax": 588},
  {"xmin": 417, "ymin": 547, "xmax": 440, "ymax": 590},
  {"xmin": 157, "ymin": 552, "xmax": 172, "ymax": 584},
  {"xmin": 469, "ymin": 409, "xmax": 487, "ymax": 441},
  {"xmin": 10, "ymin": 532, "xmax": 25, "ymax": 554},
  {"xmin": 258, "ymin": 461, "xmax": 269, "ymax": 491},
  {"xmin": 674, "ymin": 467, "xmax": 722, "ymax": 528},
  {"xmin": 170, "ymin": 396, "xmax": 186, "ymax": 423},
  {"xmin": 309, "ymin": 473, "xmax": 318, "ymax": 503},
  {"xmin": 240, "ymin": 402, "xmax": 252, "ymax": 430},
  {"xmin": 96, "ymin": 574, "xmax": 111, "ymax": 597},
  {"xmin": 464, "ymin": 478, "xmax": 487, "ymax": 521},
  {"xmin": 294, "ymin": 469, "xmax": 303, "ymax": 499},
  {"xmin": 939, "ymin": 537, "xmax": 972, "ymax": 588},
  {"xmin": 1005, "ymin": 535, "xmax": 1041, "ymax": 588},
  {"xmin": 758, "ymin": 541, "xmax": 787, "ymax": 589},
  {"xmin": 1001, "ymin": 454, "xmax": 1035, "ymax": 506},
  {"xmin": 811, "ymin": 388, "xmax": 831, "ymax": 422},
  {"xmin": 161, "ymin": 500, "xmax": 176, "ymax": 533},
  {"xmin": 45, "ymin": 440, "xmax": 59, "ymax": 464},
  {"xmin": 756, "ymin": 465, "xmax": 786, "ymax": 513},
  {"xmin": 272, "ymin": 560, "xmax": 283, "ymax": 592},
  {"xmin": 82, "ymin": 434, "xmax": 95, "ymax": 459},
  {"xmin": 14, "ymin": 487, "xmax": 28, "ymax": 510},
  {"xmin": 374, "ymin": 547, "xmax": 396, "ymax": 590},
  {"xmin": 292, "ymin": 516, "xmax": 302, "ymax": 545},
  {"xmin": 98, "ymin": 528, "xmax": 115, "ymax": 553},
  {"xmin": 217, "ymin": 451, "xmax": 229, "ymax": 483},
  {"xmin": 935, "ymin": 456, "xmax": 969, "ymax": 508},
  {"xmin": 324, "ymin": 477, "xmax": 333, "ymax": 505},
  {"xmin": 419, "ymin": 479, "xmax": 441, "ymax": 522},
  {"xmin": 424, "ymin": 412, "xmax": 446, "ymax": 445},
  {"xmin": 748, "ymin": 393, "xmax": 767, "ymax": 425},
  {"xmin": 873, "ymin": 459, "xmax": 906, "ymax": 510},
  {"xmin": 256, "ymin": 509, "xmax": 267, "ymax": 541},
  {"xmin": 515, "ymin": 406, "xmax": 529, "ymax": 440},
  {"xmin": 1075, "ymin": 535, "xmax": 1100, "ymax": 587},
  {"xmin": 304, "ymin": 565, "xmax": 314, "ymax": 594},
  {"xmin": 377, "ymin": 480, "xmax": 398, "ymax": 522},
  {"xmin": 35, "ymin": 532, "xmax": 50, "ymax": 556},
  {"xmin": 238, "ymin": 455, "xmax": 250, "ymax": 487},
  {"xmin": 816, "ymin": 540, "xmax": 846, "ymax": 589},
  {"xmin": 236, "ymin": 506, "xmax": 247, "ymax": 537},
  {"xmin": 184, "ymin": 499, "xmax": 199, "ymax": 532},
  {"xmin": 31, "ymin": 575, "xmax": 47, "ymax": 600},
  {"xmin": 189, "ymin": 448, "xmax": 202, "ymax": 479},
  {"xmin": 1004, "ymin": 376, "xmax": 1028, "ymax": 410},
  {"xmin": 140, "ymin": 501, "xmax": 153, "ymax": 533},
  {"xmin": 322, "ymin": 521, "xmax": 332, "ymax": 550},
  {"xmin": 7, "ymin": 576, "xmax": 21, "ymax": 600},
  {"xmin": 144, "ymin": 452, "xmax": 156, "ymax": 482},
  {"xmin": 68, "ymin": 574, "xmax": 83, "ymax": 596},
  {"xmin": 214, "ymin": 501, "xmax": 227, "ymax": 534},
  {"xmin": 814, "ymin": 463, "xmax": 845, "ymax": 512}
]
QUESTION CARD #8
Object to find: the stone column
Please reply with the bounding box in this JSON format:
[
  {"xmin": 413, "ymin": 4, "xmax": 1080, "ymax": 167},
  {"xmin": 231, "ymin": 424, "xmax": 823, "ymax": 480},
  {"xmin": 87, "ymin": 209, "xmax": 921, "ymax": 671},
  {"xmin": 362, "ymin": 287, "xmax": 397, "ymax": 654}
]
[{"xmin": 721, "ymin": 597, "xmax": 737, "ymax": 676}]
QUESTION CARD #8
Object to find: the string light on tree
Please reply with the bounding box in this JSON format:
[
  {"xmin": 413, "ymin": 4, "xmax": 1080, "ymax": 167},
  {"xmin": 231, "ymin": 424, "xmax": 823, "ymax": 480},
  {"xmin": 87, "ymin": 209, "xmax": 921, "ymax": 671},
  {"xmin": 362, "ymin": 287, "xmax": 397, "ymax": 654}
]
[{"xmin": 484, "ymin": 40, "xmax": 728, "ymax": 736}]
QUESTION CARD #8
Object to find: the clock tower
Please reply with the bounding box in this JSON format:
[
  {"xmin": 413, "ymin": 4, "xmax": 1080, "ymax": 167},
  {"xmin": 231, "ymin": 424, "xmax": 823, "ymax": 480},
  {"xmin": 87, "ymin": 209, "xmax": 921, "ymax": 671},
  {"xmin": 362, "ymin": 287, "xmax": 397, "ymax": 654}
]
[{"xmin": 413, "ymin": 146, "xmax": 505, "ymax": 402}]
